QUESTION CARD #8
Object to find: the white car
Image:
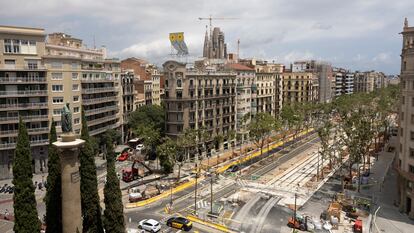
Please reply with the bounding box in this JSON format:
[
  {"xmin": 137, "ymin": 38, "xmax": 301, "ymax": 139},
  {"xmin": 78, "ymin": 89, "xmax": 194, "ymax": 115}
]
[
  {"xmin": 138, "ymin": 219, "xmax": 161, "ymax": 232},
  {"xmin": 136, "ymin": 144, "xmax": 145, "ymax": 151}
]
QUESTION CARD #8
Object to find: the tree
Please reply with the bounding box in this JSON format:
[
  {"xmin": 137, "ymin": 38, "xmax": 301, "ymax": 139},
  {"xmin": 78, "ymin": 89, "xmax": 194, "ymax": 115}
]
[
  {"xmin": 156, "ymin": 138, "xmax": 178, "ymax": 174},
  {"xmin": 196, "ymin": 126, "xmax": 210, "ymax": 161},
  {"xmin": 103, "ymin": 134, "xmax": 125, "ymax": 233},
  {"xmin": 45, "ymin": 119, "xmax": 62, "ymax": 233},
  {"xmin": 135, "ymin": 125, "xmax": 161, "ymax": 162},
  {"xmin": 79, "ymin": 109, "xmax": 104, "ymax": 233},
  {"xmin": 13, "ymin": 118, "xmax": 41, "ymax": 233},
  {"xmin": 248, "ymin": 112, "xmax": 275, "ymax": 157},
  {"xmin": 280, "ymin": 105, "xmax": 300, "ymax": 149},
  {"xmin": 128, "ymin": 105, "xmax": 165, "ymax": 137}
]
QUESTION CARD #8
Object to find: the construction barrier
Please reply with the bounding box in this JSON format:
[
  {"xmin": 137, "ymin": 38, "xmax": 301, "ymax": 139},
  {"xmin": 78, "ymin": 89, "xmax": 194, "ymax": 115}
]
[
  {"xmin": 186, "ymin": 215, "xmax": 232, "ymax": 233},
  {"xmin": 125, "ymin": 178, "xmax": 199, "ymax": 208}
]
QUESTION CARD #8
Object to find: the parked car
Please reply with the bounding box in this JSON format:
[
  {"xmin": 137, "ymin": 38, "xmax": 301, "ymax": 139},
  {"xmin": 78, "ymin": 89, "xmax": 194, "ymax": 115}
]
[
  {"xmin": 117, "ymin": 152, "xmax": 129, "ymax": 161},
  {"xmin": 166, "ymin": 216, "xmax": 192, "ymax": 231},
  {"xmin": 138, "ymin": 219, "xmax": 161, "ymax": 232},
  {"xmin": 226, "ymin": 165, "xmax": 240, "ymax": 173},
  {"xmin": 136, "ymin": 144, "xmax": 145, "ymax": 151}
]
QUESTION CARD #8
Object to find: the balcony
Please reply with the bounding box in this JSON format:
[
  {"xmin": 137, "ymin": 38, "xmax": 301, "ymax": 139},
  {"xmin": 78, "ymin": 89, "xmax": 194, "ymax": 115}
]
[
  {"xmin": 0, "ymin": 77, "xmax": 47, "ymax": 83},
  {"xmin": 81, "ymin": 86, "xmax": 117, "ymax": 94},
  {"xmin": 0, "ymin": 114, "xmax": 48, "ymax": 123},
  {"xmin": 0, "ymin": 127, "xmax": 49, "ymax": 137},
  {"xmin": 88, "ymin": 115, "xmax": 119, "ymax": 126},
  {"xmin": 0, "ymin": 90, "xmax": 47, "ymax": 97},
  {"xmin": 85, "ymin": 105, "xmax": 118, "ymax": 116},
  {"xmin": 0, "ymin": 139, "xmax": 49, "ymax": 150},
  {"xmin": 81, "ymin": 77, "xmax": 116, "ymax": 83},
  {"xmin": 0, "ymin": 64, "xmax": 47, "ymax": 71},
  {"xmin": 82, "ymin": 96, "xmax": 118, "ymax": 105},
  {"xmin": 89, "ymin": 122, "xmax": 121, "ymax": 136},
  {"xmin": 0, "ymin": 102, "xmax": 48, "ymax": 110}
]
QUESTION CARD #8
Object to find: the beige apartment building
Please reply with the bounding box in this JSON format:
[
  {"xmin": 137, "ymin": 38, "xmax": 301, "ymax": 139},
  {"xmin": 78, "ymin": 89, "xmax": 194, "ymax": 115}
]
[
  {"xmin": 0, "ymin": 26, "xmax": 49, "ymax": 179},
  {"xmin": 354, "ymin": 71, "xmax": 387, "ymax": 93},
  {"xmin": 281, "ymin": 70, "xmax": 319, "ymax": 105},
  {"xmin": 239, "ymin": 59, "xmax": 283, "ymax": 116},
  {"xmin": 44, "ymin": 33, "xmax": 123, "ymax": 137},
  {"xmin": 0, "ymin": 26, "xmax": 124, "ymax": 179},
  {"xmin": 397, "ymin": 18, "xmax": 414, "ymax": 218},
  {"xmin": 225, "ymin": 63, "xmax": 256, "ymax": 142},
  {"xmin": 163, "ymin": 60, "xmax": 237, "ymax": 154}
]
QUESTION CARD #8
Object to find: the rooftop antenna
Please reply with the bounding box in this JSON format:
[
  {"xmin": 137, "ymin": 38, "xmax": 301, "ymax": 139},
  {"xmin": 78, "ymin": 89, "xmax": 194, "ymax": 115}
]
[
  {"xmin": 93, "ymin": 35, "xmax": 96, "ymax": 49},
  {"xmin": 237, "ymin": 39, "xmax": 240, "ymax": 62}
]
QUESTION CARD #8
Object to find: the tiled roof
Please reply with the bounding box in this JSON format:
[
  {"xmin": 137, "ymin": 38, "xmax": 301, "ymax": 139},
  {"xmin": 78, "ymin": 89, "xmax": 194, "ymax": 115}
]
[{"xmin": 226, "ymin": 63, "xmax": 255, "ymax": 71}]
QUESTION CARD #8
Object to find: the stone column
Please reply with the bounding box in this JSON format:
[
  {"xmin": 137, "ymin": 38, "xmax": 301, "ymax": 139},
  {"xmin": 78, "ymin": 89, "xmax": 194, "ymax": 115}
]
[{"xmin": 53, "ymin": 134, "xmax": 84, "ymax": 233}]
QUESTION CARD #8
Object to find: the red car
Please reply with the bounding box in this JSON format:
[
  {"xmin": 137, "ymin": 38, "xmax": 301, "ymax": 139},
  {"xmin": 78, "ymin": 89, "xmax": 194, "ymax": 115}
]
[{"xmin": 117, "ymin": 152, "xmax": 129, "ymax": 161}]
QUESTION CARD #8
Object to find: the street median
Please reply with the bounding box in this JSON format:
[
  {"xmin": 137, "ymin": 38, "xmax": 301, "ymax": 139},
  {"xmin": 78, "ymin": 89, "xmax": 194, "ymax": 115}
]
[{"xmin": 186, "ymin": 215, "xmax": 233, "ymax": 233}]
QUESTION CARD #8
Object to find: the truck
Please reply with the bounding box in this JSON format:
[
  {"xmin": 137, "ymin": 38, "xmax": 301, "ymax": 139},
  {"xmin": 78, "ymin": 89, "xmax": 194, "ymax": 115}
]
[
  {"xmin": 122, "ymin": 159, "xmax": 153, "ymax": 182},
  {"xmin": 128, "ymin": 186, "xmax": 146, "ymax": 202}
]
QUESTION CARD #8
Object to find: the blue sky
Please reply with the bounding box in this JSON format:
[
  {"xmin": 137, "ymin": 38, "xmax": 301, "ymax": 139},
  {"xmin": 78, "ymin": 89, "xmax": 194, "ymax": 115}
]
[{"xmin": 1, "ymin": 0, "xmax": 413, "ymax": 75}]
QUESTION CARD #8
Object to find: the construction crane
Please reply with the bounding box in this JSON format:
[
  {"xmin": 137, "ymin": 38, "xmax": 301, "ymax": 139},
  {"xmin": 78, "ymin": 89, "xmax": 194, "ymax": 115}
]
[{"xmin": 198, "ymin": 15, "xmax": 238, "ymax": 31}]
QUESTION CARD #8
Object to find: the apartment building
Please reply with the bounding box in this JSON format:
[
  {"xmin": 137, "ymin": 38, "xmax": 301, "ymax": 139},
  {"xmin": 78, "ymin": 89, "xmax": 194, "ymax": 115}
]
[
  {"xmin": 239, "ymin": 59, "xmax": 283, "ymax": 116},
  {"xmin": 0, "ymin": 26, "xmax": 49, "ymax": 179},
  {"xmin": 44, "ymin": 33, "xmax": 123, "ymax": 137},
  {"xmin": 354, "ymin": 71, "xmax": 387, "ymax": 93},
  {"xmin": 121, "ymin": 70, "xmax": 136, "ymax": 141},
  {"xmin": 163, "ymin": 60, "xmax": 237, "ymax": 154},
  {"xmin": 293, "ymin": 60, "xmax": 332, "ymax": 103},
  {"xmin": 334, "ymin": 68, "xmax": 354, "ymax": 96},
  {"xmin": 225, "ymin": 63, "xmax": 256, "ymax": 142},
  {"xmin": 281, "ymin": 69, "xmax": 318, "ymax": 105},
  {"xmin": 120, "ymin": 57, "xmax": 161, "ymax": 106},
  {"xmin": 397, "ymin": 18, "xmax": 414, "ymax": 218}
]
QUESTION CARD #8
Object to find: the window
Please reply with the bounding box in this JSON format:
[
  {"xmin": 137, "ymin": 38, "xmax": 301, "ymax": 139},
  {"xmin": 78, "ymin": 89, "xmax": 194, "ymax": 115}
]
[
  {"xmin": 52, "ymin": 85, "xmax": 63, "ymax": 92},
  {"xmin": 51, "ymin": 62, "xmax": 63, "ymax": 69},
  {"xmin": 4, "ymin": 39, "xmax": 12, "ymax": 53},
  {"xmin": 177, "ymin": 79, "xmax": 182, "ymax": 88},
  {"xmin": 410, "ymin": 165, "xmax": 414, "ymax": 174},
  {"xmin": 26, "ymin": 60, "xmax": 38, "ymax": 69},
  {"xmin": 411, "ymin": 131, "xmax": 414, "ymax": 140},
  {"xmin": 73, "ymin": 96, "xmax": 79, "ymax": 102},
  {"xmin": 401, "ymin": 128, "xmax": 404, "ymax": 136},
  {"xmin": 411, "ymin": 114, "xmax": 414, "ymax": 124},
  {"xmin": 72, "ymin": 73, "xmax": 78, "ymax": 80},
  {"xmin": 74, "ymin": 118, "xmax": 80, "ymax": 125},
  {"xmin": 72, "ymin": 63, "xmax": 78, "ymax": 69},
  {"xmin": 410, "ymin": 148, "xmax": 414, "ymax": 158},
  {"xmin": 53, "ymin": 109, "xmax": 62, "ymax": 116},
  {"xmin": 165, "ymin": 80, "xmax": 168, "ymax": 87},
  {"xmin": 74, "ymin": 107, "xmax": 80, "ymax": 113},
  {"xmin": 12, "ymin": 39, "xmax": 20, "ymax": 53},
  {"xmin": 52, "ymin": 97, "xmax": 64, "ymax": 104},
  {"xmin": 401, "ymin": 112, "xmax": 404, "ymax": 121},
  {"xmin": 72, "ymin": 84, "xmax": 79, "ymax": 91},
  {"xmin": 51, "ymin": 72, "xmax": 63, "ymax": 80}
]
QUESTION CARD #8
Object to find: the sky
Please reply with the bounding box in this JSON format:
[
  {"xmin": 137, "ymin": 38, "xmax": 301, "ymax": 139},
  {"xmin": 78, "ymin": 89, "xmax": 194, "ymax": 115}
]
[{"xmin": 1, "ymin": 0, "xmax": 413, "ymax": 75}]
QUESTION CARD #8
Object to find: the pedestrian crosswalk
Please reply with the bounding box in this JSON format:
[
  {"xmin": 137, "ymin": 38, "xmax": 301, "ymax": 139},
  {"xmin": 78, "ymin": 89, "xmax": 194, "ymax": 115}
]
[{"xmin": 196, "ymin": 200, "xmax": 210, "ymax": 209}]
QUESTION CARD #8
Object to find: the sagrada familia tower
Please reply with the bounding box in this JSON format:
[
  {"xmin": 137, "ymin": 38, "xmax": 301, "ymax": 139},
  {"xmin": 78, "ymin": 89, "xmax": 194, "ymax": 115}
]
[{"xmin": 203, "ymin": 27, "xmax": 227, "ymax": 59}]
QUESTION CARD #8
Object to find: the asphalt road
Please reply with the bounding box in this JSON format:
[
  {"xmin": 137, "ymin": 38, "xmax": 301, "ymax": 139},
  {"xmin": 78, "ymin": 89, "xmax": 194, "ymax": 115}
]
[{"xmin": 125, "ymin": 132, "xmax": 321, "ymax": 233}]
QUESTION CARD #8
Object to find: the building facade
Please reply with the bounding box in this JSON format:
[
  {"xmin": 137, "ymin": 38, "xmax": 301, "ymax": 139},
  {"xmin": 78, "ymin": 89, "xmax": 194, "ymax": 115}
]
[
  {"xmin": 121, "ymin": 70, "xmax": 136, "ymax": 142},
  {"xmin": 44, "ymin": 33, "xmax": 123, "ymax": 138},
  {"xmin": 334, "ymin": 68, "xmax": 354, "ymax": 96},
  {"xmin": 397, "ymin": 18, "xmax": 414, "ymax": 218},
  {"xmin": 120, "ymin": 58, "xmax": 161, "ymax": 106},
  {"xmin": 163, "ymin": 60, "xmax": 236, "ymax": 154},
  {"xmin": 225, "ymin": 63, "xmax": 256, "ymax": 142},
  {"xmin": 0, "ymin": 26, "xmax": 49, "ymax": 179},
  {"xmin": 281, "ymin": 70, "xmax": 318, "ymax": 105}
]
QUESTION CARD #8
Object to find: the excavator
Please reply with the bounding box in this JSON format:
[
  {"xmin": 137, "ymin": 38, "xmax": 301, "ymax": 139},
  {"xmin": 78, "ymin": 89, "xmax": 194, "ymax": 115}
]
[{"xmin": 122, "ymin": 159, "xmax": 153, "ymax": 182}]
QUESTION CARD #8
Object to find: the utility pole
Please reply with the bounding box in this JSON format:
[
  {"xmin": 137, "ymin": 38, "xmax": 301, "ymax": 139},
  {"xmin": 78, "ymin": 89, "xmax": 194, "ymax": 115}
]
[
  {"xmin": 170, "ymin": 181, "xmax": 173, "ymax": 207},
  {"xmin": 194, "ymin": 163, "xmax": 198, "ymax": 215},
  {"xmin": 210, "ymin": 171, "xmax": 214, "ymax": 215},
  {"xmin": 317, "ymin": 150, "xmax": 320, "ymax": 181},
  {"xmin": 294, "ymin": 193, "xmax": 297, "ymax": 221}
]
